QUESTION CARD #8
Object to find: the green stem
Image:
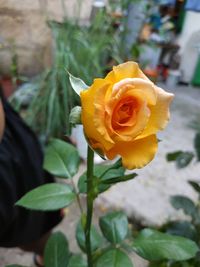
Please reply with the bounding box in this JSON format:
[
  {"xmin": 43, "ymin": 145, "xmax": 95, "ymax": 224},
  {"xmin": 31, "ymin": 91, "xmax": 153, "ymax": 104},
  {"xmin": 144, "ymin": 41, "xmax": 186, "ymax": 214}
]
[{"xmin": 85, "ymin": 146, "xmax": 94, "ymax": 267}]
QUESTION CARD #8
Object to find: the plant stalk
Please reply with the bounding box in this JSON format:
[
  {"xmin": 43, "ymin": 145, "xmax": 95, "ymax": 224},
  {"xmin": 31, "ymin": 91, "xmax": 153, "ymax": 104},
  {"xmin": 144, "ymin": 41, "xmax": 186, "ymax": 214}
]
[{"xmin": 85, "ymin": 146, "xmax": 94, "ymax": 267}]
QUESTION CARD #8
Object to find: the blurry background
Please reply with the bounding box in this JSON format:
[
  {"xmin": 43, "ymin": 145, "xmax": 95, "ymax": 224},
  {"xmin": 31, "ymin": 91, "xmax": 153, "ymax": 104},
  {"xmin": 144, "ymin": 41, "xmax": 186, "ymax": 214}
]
[
  {"xmin": 0, "ymin": 0, "xmax": 92, "ymax": 76},
  {"xmin": 0, "ymin": 0, "xmax": 200, "ymax": 84},
  {"xmin": 0, "ymin": 1, "xmax": 200, "ymax": 266}
]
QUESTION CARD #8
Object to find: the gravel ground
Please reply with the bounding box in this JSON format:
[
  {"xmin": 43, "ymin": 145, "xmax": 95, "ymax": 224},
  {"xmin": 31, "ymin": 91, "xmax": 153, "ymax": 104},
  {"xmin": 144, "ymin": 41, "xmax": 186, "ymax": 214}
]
[{"xmin": 1, "ymin": 84, "xmax": 200, "ymax": 267}]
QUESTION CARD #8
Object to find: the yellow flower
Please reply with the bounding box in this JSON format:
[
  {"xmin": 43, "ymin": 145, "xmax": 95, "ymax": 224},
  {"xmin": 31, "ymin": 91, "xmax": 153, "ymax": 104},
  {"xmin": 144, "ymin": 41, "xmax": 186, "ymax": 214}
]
[{"xmin": 80, "ymin": 62, "xmax": 174, "ymax": 169}]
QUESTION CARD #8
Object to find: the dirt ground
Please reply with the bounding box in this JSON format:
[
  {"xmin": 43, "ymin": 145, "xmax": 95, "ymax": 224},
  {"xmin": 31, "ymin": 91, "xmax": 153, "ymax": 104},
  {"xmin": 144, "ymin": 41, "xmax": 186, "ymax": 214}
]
[{"xmin": 1, "ymin": 84, "xmax": 200, "ymax": 267}]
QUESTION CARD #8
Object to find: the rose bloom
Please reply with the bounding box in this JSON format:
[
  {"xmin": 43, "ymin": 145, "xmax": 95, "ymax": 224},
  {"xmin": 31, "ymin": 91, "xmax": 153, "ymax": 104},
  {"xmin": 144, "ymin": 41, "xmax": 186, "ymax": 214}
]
[{"xmin": 80, "ymin": 62, "xmax": 174, "ymax": 169}]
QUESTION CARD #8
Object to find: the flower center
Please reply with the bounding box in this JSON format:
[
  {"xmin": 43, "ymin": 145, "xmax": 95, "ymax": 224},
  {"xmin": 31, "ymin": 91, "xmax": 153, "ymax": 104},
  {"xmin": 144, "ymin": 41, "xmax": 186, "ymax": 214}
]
[{"xmin": 112, "ymin": 97, "xmax": 139, "ymax": 131}]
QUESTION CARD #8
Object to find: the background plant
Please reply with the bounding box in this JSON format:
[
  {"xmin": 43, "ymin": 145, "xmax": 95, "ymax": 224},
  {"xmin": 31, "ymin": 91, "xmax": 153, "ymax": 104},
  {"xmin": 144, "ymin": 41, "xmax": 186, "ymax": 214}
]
[
  {"xmin": 148, "ymin": 179, "xmax": 200, "ymax": 267},
  {"xmin": 9, "ymin": 0, "xmax": 147, "ymax": 142},
  {"xmin": 10, "ymin": 7, "xmax": 124, "ymax": 141},
  {"xmin": 148, "ymin": 128, "xmax": 200, "ymax": 267}
]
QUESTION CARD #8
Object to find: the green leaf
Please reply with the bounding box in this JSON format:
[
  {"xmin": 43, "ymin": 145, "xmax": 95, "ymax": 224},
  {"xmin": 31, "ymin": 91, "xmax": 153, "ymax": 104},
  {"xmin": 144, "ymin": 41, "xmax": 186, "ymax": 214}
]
[
  {"xmin": 101, "ymin": 173, "xmax": 137, "ymax": 185},
  {"xmin": 6, "ymin": 265, "xmax": 28, "ymax": 267},
  {"xmin": 76, "ymin": 220, "xmax": 102, "ymax": 252},
  {"xmin": 78, "ymin": 162, "xmax": 125, "ymax": 194},
  {"xmin": 44, "ymin": 139, "xmax": 80, "ymax": 179},
  {"xmin": 166, "ymin": 151, "xmax": 194, "ymax": 168},
  {"xmin": 170, "ymin": 195, "xmax": 197, "ymax": 217},
  {"xmin": 176, "ymin": 152, "xmax": 194, "ymax": 168},
  {"xmin": 44, "ymin": 232, "xmax": 70, "ymax": 267},
  {"xmin": 96, "ymin": 249, "xmax": 133, "ymax": 267},
  {"xmin": 68, "ymin": 255, "xmax": 87, "ymax": 267},
  {"xmin": 99, "ymin": 211, "xmax": 128, "ymax": 244},
  {"xmin": 194, "ymin": 132, "xmax": 200, "ymax": 161},
  {"xmin": 166, "ymin": 151, "xmax": 183, "ymax": 161},
  {"xmin": 132, "ymin": 229, "xmax": 199, "ymax": 261},
  {"xmin": 189, "ymin": 180, "xmax": 200, "ymax": 194},
  {"xmin": 68, "ymin": 72, "xmax": 89, "ymax": 95},
  {"xmin": 16, "ymin": 183, "xmax": 75, "ymax": 211},
  {"xmin": 166, "ymin": 221, "xmax": 198, "ymax": 241}
]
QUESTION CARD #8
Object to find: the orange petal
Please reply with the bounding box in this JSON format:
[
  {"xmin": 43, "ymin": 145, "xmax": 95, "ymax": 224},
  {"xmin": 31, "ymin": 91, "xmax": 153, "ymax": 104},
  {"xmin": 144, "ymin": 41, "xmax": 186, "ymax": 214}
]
[
  {"xmin": 138, "ymin": 86, "xmax": 174, "ymax": 139},
  {"xmin": 106, "ymin": 135, "xmax": 158, "ymax": 169},
  {"xmin": 94, "ymin": 84, "xmax": 114, "ymax": 144},
  {"xmin": 112, "ymin": 78, "xmax": 157, "ymax": 106},
  {"xmin": 105, "ymin": 82, "xmax": 154, "ymax": 142},
  {"xmin": 81, "ymin": 78, "xmax": 113, "ymax": 151},
  {"xmin": 105, "ymin": 61, "xmax": 150, "ymax": 83},
  {"xmin": 111, "ymin": 101, "xmax": 150, "ymax": 142}
]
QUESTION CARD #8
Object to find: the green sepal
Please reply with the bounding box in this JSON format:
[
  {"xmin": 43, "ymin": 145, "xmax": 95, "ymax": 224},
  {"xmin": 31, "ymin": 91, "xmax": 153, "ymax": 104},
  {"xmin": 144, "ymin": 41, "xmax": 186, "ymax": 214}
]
[{"xmin": 68, "ymin": 72, "xmax": 89, "ymax": 96}]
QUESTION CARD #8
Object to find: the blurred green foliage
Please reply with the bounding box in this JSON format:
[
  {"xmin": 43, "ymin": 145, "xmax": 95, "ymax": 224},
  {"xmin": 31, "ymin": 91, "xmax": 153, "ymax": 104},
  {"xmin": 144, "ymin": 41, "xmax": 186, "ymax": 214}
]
[
  {"xmin": 150, "ymin": 131, "xmax": 200, "ymax": 267},
  {"xmin": 11, "ymin": 7, "xmax": 124, "ymax": 141}
]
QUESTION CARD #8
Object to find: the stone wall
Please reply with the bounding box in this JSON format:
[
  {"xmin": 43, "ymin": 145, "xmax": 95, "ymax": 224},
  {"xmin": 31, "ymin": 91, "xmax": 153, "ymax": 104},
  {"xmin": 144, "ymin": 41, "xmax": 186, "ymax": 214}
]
[{"xmin": 0, "ymin": 0, "xmax": 93, "ymax": 76}]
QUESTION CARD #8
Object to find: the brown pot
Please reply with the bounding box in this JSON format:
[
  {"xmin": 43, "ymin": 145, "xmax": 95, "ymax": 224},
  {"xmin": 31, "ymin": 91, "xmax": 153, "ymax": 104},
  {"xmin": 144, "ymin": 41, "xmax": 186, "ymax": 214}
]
[{"xmin": 0, "ymin": 76, "xmax": 20, "ymax": 98}]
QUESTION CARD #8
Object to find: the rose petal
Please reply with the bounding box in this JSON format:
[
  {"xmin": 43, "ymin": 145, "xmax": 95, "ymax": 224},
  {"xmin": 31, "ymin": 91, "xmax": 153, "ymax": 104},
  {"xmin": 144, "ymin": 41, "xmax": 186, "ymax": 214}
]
[
  {"xmin": 112, "ymin": 78, "xmax": 157, "ymax": 106},
  {"xmin": 94, "ymin": 84, "xmax": 114, "ymax": 144},
  {"xmin": 105, "ymin": 61, "xmax": 150, "ymax": 83},
  {"xmin": 105, "ymin": 86, "xmax": 152, "ymax": 142},
  {"xmin": 94, "ymin": 77, "xmax": 156, "ymax": 143},
  {"xmin": 81, "ymin": 78, "xmax": 114, "ymax": 150},
  {"xmin": 111, "ymin": 101, "xmax": 150, "ymax": 142},
  {"xmin": 106, "ymin": 135, "xmax": 158, "ymax": 169},
  {"xmin": 138, "ymin": 86, "xmax": 174, "ymax": 139}
]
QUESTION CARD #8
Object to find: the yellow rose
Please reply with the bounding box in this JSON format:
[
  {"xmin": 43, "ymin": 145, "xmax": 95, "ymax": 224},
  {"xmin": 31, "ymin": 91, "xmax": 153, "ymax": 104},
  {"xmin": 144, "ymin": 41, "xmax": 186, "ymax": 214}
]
[{"xmin": 80, "ymin": 62, "xmax": 174, "ymax": 169}]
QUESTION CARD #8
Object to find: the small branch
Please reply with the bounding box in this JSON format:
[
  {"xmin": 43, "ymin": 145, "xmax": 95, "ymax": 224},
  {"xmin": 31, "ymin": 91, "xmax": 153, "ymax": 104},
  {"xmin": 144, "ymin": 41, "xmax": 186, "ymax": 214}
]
[{"xmin": 70, "ymin": 178, "xmax": 83, "ymax": 214}]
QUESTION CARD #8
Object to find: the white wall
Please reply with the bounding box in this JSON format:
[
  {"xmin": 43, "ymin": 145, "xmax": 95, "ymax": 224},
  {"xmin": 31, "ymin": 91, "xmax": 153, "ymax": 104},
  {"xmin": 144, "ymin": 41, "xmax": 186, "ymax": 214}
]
[{"xmin": 178, "ymin": 11, "xmax": 200, "ymax": 83}]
